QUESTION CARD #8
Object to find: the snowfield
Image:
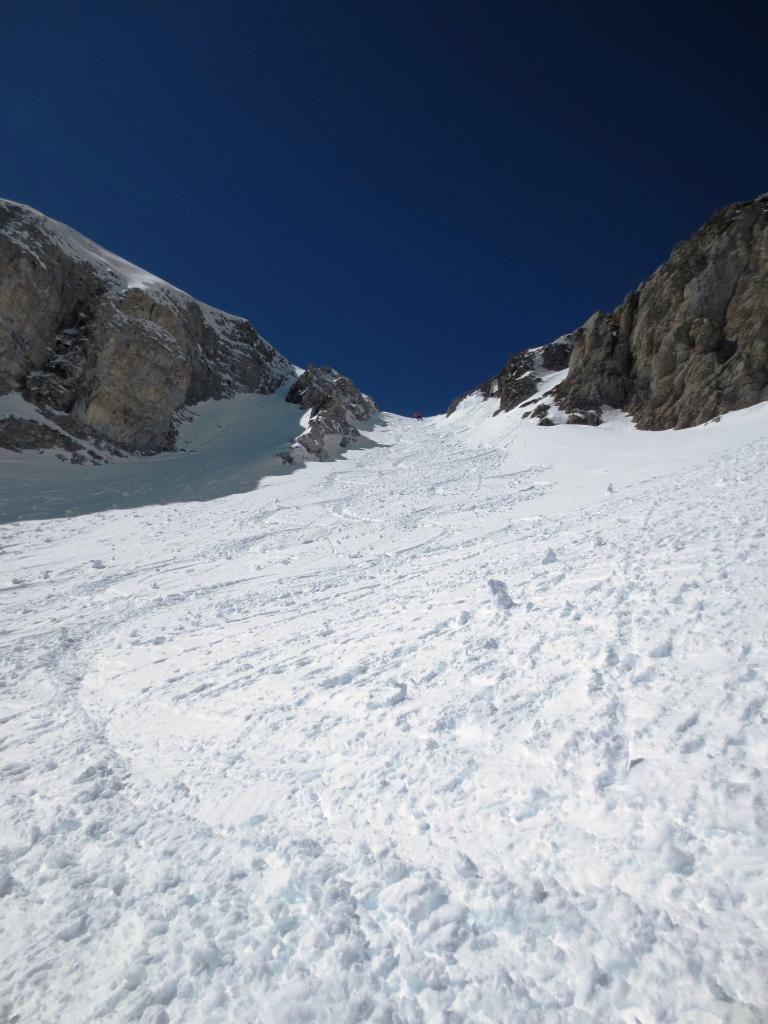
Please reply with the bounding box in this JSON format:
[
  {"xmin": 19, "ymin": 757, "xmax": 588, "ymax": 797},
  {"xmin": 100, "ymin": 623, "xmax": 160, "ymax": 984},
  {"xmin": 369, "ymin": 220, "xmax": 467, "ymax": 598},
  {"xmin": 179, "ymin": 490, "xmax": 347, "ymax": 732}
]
[
  {"xmin": 2, "ymin": 386, "xmax": 768, "ymax": 1023},
  {"xmin": 0, "ymin": 387, "xmax": 307, "ymax": 524}
]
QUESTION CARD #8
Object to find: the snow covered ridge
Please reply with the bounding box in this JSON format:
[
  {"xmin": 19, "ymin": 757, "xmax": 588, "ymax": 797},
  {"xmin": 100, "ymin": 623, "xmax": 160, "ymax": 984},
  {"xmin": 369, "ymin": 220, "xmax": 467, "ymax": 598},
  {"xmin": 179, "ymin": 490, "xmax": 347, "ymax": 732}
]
[
  {"xmin": 0, "ymin": 200, "xmax": 373, "ymax": 471},
  {"xmin": 447, "ymin": 337, "xmax": 574, "ymax": 424},
  {"xmin": 2, "ymin": 398, "xmax": 768, "ymax": 1022},
  {"xmin": 453, "ymin": 192, "xmax": 768, "ymax": 429}
]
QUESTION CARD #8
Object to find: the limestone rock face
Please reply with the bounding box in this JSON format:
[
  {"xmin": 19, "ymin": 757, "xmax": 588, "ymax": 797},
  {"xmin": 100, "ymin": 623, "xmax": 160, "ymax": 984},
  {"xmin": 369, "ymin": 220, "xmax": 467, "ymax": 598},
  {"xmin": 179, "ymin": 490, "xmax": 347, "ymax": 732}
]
[
  {"xmin": 0, "ymin": 199, "xmax": 294, "ymax": 452},
  {"xmin": 285, "ymin": 365, "xmax": 377, "ymax": 460},
  {"xmin": 453, "ymin": 194, "xmax": 768, "ymax": 429},
  {"xmin": 556, "ymin": 195, "xmax": 768, "ymax": 428}
]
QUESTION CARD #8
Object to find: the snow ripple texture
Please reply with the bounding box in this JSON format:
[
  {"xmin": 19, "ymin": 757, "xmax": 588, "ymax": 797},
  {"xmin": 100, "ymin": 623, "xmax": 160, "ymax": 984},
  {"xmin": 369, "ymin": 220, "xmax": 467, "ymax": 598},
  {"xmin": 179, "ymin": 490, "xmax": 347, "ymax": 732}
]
[{"xmin": 1, "ymin": 397, "xmax": 768, "ymax": 1023}]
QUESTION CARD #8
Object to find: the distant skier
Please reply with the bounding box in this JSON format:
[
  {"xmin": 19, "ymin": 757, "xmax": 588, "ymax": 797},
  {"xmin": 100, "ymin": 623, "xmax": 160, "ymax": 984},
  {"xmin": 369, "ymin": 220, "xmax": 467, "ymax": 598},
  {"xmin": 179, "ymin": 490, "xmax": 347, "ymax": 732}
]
[{"xmin": 412, "ymin": 411, "xmax": 423, "ymax": 422}]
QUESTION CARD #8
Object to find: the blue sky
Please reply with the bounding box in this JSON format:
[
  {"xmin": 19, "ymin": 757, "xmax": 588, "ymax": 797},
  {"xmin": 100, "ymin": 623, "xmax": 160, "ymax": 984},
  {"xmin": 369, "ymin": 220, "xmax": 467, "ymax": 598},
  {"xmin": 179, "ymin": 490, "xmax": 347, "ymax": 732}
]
[{"xmin": 3, "ymin": 1, "xmax": 767, "ymax": 413}]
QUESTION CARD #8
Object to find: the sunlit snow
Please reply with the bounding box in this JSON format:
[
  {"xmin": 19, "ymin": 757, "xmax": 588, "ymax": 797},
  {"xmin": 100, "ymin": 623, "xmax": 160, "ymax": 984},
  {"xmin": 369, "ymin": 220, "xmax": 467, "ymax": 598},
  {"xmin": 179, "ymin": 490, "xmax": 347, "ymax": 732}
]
[{"xmin": 2, "ymin": 388, "xmax": 767, "ymax": 1023}]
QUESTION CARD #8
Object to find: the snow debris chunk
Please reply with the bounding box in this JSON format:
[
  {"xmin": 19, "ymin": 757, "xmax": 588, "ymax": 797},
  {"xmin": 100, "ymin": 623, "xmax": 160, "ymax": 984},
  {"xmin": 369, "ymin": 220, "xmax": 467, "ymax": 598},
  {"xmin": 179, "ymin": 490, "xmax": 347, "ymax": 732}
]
[{"xmin": 487, "ymin": 578, "xmax": 515, "ymax": 611}]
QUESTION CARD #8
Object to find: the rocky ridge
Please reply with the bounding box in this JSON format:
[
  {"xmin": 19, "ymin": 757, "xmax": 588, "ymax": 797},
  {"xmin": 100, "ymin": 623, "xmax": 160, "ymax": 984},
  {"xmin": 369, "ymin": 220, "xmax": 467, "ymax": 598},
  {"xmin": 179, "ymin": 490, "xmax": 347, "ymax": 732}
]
[
  {"xmin": 0, "ymin": 199, "xmax": 374, "ymax": 463},
  {"xmin": 453, "ymin": 194, "xmax": 768, "ymax": 429},
  {"xmin": 447, "ymin": 337, "xmax": 572, "ymax": 421}
]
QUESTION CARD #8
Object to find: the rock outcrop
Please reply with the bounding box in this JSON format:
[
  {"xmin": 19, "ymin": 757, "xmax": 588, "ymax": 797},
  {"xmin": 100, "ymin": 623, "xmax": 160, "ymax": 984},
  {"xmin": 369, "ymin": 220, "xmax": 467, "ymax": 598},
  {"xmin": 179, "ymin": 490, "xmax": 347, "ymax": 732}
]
[
  {"xmin": 0, "ymin": 199, "xmax": 294, "ymax": 453},
  {"xmin": 453, "ymin": 194, "xmax": 768, "ymax": 429},
  {"xmin": 447, "ymin": 337, "xmax": 573, "ymax": 417},
  {"xmin": 284, "ymin": 365, "xmax": 378, "ymax": 460},
  {"xmin": 0, "ymin": 415, "xmax": 89, "ymax": 459}
]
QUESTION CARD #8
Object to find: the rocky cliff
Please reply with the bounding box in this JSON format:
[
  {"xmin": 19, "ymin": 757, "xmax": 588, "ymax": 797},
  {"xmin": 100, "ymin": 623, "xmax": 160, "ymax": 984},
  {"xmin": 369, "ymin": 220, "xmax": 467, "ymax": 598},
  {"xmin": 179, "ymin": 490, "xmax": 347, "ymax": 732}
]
[
  {"xmin": 283, "ymin": 365, "xmax": 378, "ymax": 461},
  {"xmin": 0, "ymin": 199, "xmax": 294, "ymax": 454},
  {"xmin": 452, "ymin": 194, "xmax": 768, "ymax": 428},
  {"xmin": 0, "ymin": 199, "xmax": 375, "ymax": 463}
]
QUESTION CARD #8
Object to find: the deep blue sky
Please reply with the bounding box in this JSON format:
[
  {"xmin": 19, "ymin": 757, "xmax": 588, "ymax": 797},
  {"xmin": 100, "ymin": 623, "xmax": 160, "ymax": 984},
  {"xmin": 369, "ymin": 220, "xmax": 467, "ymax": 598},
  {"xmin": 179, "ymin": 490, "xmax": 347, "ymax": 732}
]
[{"xmin": 3, "ymin": 1, "xmax": 767, "ymax": 414}]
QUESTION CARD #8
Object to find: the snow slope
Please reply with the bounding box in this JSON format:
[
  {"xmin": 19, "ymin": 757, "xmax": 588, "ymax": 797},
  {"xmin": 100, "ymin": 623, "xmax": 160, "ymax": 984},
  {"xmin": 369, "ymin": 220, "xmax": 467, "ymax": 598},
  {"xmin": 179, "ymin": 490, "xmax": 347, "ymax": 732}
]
[
  {"xmin": 2, "ymin": 387, "xmax": 768, "ymax": 1023},
  {"xmin": 0, "ymin": 387, "xmax": 307, "ymax": 523}
]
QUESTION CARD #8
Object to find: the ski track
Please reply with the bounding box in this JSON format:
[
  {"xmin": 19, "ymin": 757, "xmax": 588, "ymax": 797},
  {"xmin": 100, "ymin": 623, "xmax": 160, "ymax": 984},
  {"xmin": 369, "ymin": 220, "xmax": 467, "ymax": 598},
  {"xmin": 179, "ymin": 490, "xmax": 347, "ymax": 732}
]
[{"xmin": 1, "ymin": 406, "xmax": 768, "ymax": 1023}]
